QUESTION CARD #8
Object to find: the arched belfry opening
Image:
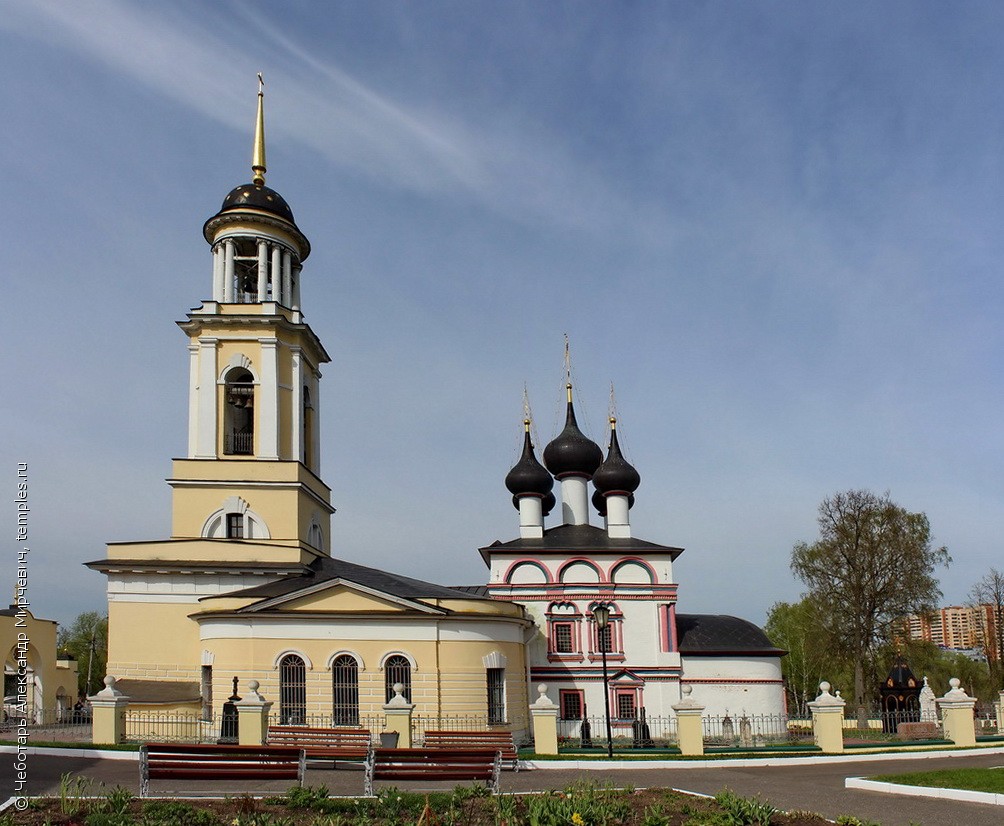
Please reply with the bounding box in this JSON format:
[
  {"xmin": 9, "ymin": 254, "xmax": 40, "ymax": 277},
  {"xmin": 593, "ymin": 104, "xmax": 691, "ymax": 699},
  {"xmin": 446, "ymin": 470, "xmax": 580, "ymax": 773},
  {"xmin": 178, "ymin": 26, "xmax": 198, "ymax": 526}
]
[{"xmin": 223, "ymin": 368, "xmax": 255, "ymax": 455}]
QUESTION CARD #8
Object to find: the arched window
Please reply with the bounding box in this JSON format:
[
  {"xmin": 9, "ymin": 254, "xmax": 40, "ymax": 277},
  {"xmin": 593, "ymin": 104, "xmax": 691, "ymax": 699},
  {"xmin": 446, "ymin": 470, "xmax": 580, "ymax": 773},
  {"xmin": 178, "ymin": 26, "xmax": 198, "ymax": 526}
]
[
  {"xmin": 224, "ymin": 368, "xmax": 255, "ymax": 455},
  {"xmin": 278, "ymin": 654, "xmax": 306, "ymax": 724},
  {"xmin": 331, "ymin": 655, "xmax": 359, "ymax": 726},
  {"xmin": 384, "ymin": 655, "xmax": 412, "ymax": 703}
]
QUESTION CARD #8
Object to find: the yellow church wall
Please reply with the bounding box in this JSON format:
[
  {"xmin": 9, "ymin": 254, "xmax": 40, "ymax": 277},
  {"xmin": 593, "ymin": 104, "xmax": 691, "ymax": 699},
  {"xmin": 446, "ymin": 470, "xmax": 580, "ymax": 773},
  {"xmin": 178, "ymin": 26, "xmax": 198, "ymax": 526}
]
[
  {"xmin": 170, "ymin": 459, "xmax": 331, "ymax": 497},
  {"xmin": 107, "ymin": 602, "xmax": 201, "ymax": 682},
  {"xmin": 278, "ymin": 588, "xmax": 412, "ymax": 613},
  {"xmin": 171, "ymin": 484, "xmax": 302, "ymax": 540},
  {"xmin": 0, "ymin": 610, "xmax": 68, "ymax": 713},
  {"xmin": 106, "ymin": 540, "xmax": 308, "ymax": 566},
  {"xmin": 197, "ymin": 619, "xmax": 529, "ymax": 725}
]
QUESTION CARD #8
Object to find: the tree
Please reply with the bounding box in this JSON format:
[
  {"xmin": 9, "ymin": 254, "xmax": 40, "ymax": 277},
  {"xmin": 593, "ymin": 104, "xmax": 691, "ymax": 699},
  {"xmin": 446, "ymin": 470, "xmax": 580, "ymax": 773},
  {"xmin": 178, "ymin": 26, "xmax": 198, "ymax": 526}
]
[
  {"xmin": 765, "ymin": 598, "xmax": 846, "ymax": 717},
  {"xmin": 969, "ymin": 568, "xmax": 1004, "ymax": 685},
  {"xmin": 791, "ymin": 490, "xmax": 949, "ymax": 726},
  {"xmin": 57, "ymin": 612, "xmax": 108, "ymax": 697}
]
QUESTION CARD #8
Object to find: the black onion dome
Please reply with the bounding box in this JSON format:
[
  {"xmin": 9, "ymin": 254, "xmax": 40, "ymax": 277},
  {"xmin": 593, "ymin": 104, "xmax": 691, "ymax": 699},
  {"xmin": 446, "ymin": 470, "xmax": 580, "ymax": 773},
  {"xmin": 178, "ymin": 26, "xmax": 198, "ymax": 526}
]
[
  {"xmin": 543, "ymin": 389, "xmax": 603, "ymax": 477},
  {"xmin": 592, "ymin": 424, "xmax": 641, "ymax": 494},
  {"xmin": 541, "ymin": 491, "xmax": 556, "ymax": 517},
  {"xmin": 505, "ymin": 428, "xmax": 554, "ymax": 499},
  {"xmin": 220, "ymin": 183, "xmax": 296, "ymax": 223}
]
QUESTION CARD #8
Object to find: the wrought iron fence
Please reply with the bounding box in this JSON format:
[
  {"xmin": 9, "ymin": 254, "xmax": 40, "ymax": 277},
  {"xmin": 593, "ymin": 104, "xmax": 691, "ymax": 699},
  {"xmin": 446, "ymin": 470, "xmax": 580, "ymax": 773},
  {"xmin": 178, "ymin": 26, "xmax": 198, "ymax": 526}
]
[
  {"xmin": 557, "ymin": 714, "xmax": 679, "ymax": 749},
  {"xmin": 412, "ymin": 714, "xmax": 499, "ymax": 745},
  {"xmin": 124, "ymin": 712, "xmax": 223, "ymax": 744},
  {"xmin": 975, "ymin": 708, "xmax": 999, "ymax": 737},
  {"xmin": 266, "ymin": 712, "xmax": 386, "ymax": 741},
  {"xmin": 0, "ymin": 707, "xmax": 92, "ymax": 742},
  {"xmin": 839, "ymin": 710, "xmax": 943, "ymax": 743},
  {"xmin": 703, "ymin": 714, "xmax": 812, "ymax": 748}
]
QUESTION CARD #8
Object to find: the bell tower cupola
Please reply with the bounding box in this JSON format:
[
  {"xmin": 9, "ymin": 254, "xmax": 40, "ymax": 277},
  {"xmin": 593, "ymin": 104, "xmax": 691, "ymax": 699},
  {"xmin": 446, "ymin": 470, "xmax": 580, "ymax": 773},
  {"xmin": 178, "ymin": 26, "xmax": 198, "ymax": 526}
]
[{"xmin": 202, "ymin": 75, "xmax": 310, "ymax": 311}]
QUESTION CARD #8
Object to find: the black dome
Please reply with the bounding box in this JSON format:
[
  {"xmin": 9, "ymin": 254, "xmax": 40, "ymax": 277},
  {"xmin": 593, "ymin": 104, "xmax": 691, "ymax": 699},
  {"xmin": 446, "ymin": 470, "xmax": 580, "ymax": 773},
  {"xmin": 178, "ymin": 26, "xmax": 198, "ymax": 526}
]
[
  {"xmin": 541, "ymin": 490, "xmax": 556, "ymax": 517},
  {"xmin": 220, "ymin": 183, "xmax": 295, "ymax": 223},
  {"xmin": 592, "ymin": 425, "xmax": 640, "ymax": 495},
  {"xmin": 505, "ymin": 428, "xmax": 554, "ymax": 500},
  {"xmin": 543, "ymin": 391, "xmax": 602, "ymax": 478}
]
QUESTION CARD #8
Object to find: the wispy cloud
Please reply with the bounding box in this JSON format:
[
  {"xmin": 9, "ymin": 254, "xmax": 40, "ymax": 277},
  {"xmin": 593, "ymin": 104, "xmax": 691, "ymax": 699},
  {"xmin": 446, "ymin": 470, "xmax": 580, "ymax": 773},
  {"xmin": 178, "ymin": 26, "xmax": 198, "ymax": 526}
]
[{"xmin": 5, "ymin": 0, "xmax": 666, "ymax": 239}]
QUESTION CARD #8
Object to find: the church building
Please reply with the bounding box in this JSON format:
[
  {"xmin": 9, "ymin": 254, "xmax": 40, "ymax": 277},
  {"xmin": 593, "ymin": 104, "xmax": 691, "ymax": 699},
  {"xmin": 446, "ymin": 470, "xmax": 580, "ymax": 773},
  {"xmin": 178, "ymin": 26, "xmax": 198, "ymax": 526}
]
[{"xmin": 89, "ymin": 83, "xmax": 784, "ymax": 742}]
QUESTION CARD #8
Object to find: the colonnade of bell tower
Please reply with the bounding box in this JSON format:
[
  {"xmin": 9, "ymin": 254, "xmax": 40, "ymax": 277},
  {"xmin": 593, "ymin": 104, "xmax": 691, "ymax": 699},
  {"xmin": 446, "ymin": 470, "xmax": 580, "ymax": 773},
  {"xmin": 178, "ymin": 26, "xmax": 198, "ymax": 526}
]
[{"xmin": 166, "ymin": 80, "xmax": 333, "ymax": 557}]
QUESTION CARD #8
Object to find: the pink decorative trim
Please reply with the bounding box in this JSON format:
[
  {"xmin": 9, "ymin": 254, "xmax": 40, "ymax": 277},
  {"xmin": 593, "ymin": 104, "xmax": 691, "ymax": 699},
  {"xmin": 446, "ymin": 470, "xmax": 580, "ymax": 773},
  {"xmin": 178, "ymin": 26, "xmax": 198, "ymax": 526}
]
[
  {"xmin": 610, "ymin": 556, "xmax": 659, "ymax": 584},
  {"xmin": 668, "ymin": 604, "xmax": 678, "ymax": 652},
  {"xmin": 557, "ymin": 557, "xmax": 603, "ymax": 584},
  {"xmin": 502, "ymin": 557, "xmax": 553, "ymax": 584}
]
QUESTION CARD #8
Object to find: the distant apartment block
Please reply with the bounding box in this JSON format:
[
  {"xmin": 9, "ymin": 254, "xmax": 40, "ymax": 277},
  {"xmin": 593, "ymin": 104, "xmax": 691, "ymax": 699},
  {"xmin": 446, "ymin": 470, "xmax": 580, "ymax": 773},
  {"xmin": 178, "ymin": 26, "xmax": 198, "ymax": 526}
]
[{"xmin": 905, "ymin": 605, "xmax": 1000, "ymax": 656}]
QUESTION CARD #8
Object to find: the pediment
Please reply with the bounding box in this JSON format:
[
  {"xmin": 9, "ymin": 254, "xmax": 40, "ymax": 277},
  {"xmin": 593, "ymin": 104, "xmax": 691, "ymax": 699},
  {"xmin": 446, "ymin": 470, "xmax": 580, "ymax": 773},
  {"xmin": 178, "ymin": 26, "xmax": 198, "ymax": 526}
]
[
  {"xmin": 244, "ymin": 579, "xmax": 444, "ymax": 615},
  {"xmin": 610, "ymin": 668, "xmax": 644, "ymax": 685}
]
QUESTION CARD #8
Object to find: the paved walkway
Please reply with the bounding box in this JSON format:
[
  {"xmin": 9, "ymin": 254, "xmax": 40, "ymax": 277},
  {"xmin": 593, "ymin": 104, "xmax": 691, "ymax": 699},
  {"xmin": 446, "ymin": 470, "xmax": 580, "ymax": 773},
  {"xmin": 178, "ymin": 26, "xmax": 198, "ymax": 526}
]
[{"xmin": 4, "ymin": 749, "xmax": 1004, "ymax": 825}]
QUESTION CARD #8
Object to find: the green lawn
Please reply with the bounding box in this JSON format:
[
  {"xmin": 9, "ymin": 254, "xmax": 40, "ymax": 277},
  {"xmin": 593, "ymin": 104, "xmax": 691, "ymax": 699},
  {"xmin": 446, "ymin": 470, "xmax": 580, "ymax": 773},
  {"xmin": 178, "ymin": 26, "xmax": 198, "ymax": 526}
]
[{"xmin": 871, "ymin": 766, "xmax": 1004, "ymax": 794}]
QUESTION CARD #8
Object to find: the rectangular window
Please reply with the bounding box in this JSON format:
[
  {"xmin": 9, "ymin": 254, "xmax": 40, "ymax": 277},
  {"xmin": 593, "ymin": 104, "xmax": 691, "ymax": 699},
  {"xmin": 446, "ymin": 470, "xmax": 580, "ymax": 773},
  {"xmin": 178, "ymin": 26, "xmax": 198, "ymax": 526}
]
[
  {"xmin": 226, "ymin": 513, "xmax": 243, "ymax": 539},
  {"xmin": 487, "ymin": 668, "xmax": 505, "ymax": 724},
  {"xmin": 598, "ymin": 625, "xmax": 612, "ymax": 653},
  {"xmin": 553, "ymin": 623, "xmax": 574, "ymax": 653},
  {"xmin": 616, "ymin": 691, "xmax": 636, "ymax": 720},
  {"xmin": 560, "ymin": 690, "xmax": 584, "ymax": 720}
]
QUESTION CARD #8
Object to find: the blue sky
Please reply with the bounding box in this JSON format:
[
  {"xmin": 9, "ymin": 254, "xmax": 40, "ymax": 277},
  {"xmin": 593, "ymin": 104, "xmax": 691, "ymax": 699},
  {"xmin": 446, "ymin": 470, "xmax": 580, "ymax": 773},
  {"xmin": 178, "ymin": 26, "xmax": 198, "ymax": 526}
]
[{"xmin": 3, "ymin": 1, "xmax": 1003, "ymax": 631}]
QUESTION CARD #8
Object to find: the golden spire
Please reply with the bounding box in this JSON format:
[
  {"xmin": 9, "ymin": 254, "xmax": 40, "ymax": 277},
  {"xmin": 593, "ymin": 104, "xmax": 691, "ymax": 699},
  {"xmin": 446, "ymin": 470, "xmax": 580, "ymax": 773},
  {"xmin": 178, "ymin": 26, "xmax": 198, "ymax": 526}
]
[{"xmin": 252, "ymin": 73, "xmax": 267, "ymax": 187}]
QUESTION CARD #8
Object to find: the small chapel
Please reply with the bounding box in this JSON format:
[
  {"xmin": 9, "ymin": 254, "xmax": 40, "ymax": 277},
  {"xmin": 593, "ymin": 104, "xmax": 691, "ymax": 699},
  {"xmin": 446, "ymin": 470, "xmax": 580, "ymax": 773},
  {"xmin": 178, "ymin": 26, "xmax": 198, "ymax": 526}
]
[{"xmin": 89, "ymin": 84, "xmax": 784, "ymax": 741}]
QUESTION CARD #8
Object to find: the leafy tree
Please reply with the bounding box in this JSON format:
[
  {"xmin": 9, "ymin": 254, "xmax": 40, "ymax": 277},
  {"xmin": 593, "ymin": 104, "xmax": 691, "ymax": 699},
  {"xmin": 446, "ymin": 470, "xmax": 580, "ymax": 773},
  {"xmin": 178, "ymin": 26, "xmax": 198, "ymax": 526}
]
[
  {"xmin": 57, "ymin": 612, "xmax": 108, "ymax": 697},
  {"xmin": 765, "ymin": 598, "xmax": 847, "ymax": 717},
  {"xmin": 969, "ymin": 568, "xmax": 1004, "ymax": 685},
  {"xmin": 791, "ymin": 489, "xmax": 949, "ymax": 725}
]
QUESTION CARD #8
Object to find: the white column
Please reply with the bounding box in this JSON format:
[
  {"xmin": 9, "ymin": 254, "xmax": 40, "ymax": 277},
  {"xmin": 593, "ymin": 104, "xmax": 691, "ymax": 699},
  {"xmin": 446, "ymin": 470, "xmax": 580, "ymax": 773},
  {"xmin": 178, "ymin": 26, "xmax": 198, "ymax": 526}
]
[
  {"xmin": 270, "ymin": 246, "xmax": 282, "ymax": 302},
  {"xmin": 212, "ymin": 245, "xmax": 225, "ymax": 302},
  {"xmin": 311, "ymin": 368, "xmax": 322, "ymax": 471},
  {"xmin": 258, "ymin": 339, "xmax": 279, "ymax": 460},
  {"xmin": 195, "ymin": 338, "xmax": 218, "ymax": 458},
  {"xmin": 282, "ymin": 250, "xmax": 292, "ymax": 307},
  {"xmin": 292, "ymin": 265, "xmax": 302, "ymax": 311},
  {"xmin": 606, "ymin": 494, "xmax": 631, "ymax": 538},
  {"xmin": 187, "ymin": 343, "xmax": 200, "ymax": 458},
  {"xmin": 291, "ymin": 348, "xmax": 303, "ymax": 462},
  {"xmin": 518, "ymin": 496, "xmax": 544, "ymax": 539},
  {"xmin": 257, "ymin": 240, "xmax": 269, "ymax": 303},
  {"xmin": 559, "ymin": 476, "xmax": 590, "ymax": 525},
  {"xmin": 223, "ymin": 240, "xmax": 235, "ymax": 302}
]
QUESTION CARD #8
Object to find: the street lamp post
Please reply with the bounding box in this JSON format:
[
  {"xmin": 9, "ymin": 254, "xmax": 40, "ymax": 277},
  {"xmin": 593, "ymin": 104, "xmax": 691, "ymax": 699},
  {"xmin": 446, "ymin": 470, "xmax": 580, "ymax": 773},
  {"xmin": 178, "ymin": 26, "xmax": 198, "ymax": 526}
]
[{"xmin": 593, "ymin": 603, "xmax": 613, "ymax": 758}]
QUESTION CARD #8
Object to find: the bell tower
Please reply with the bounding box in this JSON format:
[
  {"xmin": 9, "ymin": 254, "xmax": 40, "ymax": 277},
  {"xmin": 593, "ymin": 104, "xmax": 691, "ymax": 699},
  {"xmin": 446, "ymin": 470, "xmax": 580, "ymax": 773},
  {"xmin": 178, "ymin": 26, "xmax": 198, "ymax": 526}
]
[{"xmin": 169, "ymin": 77, "xmax": 333, "ymax": 558}]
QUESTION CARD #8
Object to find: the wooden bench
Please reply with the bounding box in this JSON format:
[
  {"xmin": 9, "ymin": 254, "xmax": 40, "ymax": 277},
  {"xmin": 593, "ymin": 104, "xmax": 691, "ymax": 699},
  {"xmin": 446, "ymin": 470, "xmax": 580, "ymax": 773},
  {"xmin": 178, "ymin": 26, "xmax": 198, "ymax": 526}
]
[
  {"xmin": 422, "ymin": 729, "xmax": 519, "ymax": 770},
  {"xmin": 266, "ymin": 725, "xmax": 372, "ymax": 767},
  {"xmin": 363, "ymin": 747, "xmax": 501, "ymax": 796},
  {"xmin": 139, "ymin": 742, "xmax": 304, "ymax": 798}
]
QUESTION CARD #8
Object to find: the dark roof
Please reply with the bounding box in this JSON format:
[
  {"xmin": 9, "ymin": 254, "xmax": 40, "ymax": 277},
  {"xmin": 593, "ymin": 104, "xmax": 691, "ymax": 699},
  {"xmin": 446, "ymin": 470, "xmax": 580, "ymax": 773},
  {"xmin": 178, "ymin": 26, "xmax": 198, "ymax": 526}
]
[
  {"xmin": 219, "ymin": 183, "xmax": 295, "ymax": 222},
  {"xmin": 206, "ymin": 555, "xmax": 491, "ymax": 606},
  {"xmin": 675, "ymin": 613, "xmax": 786, "ymax": 656},
  {"xmin": 114, "ymin": 679, "xmax": 201, "ymax": 704},
  {"xmin": 480, "ymin": 523, "xmax": 683, "ymax": 563},
  {"xmin": 452, "ymin": 585, "xmax": 491, "ymax": 598},
  {"xmin": 883, "ymin": 656, "xmax": 920, "ymax": 691}
]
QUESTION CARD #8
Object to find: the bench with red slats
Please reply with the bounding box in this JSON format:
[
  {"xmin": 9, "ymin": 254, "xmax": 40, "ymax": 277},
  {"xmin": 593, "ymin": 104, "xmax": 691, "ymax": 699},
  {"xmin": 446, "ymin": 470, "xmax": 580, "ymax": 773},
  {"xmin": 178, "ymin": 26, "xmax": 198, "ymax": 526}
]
[
  {"xmin": 139, "ymin": 742, "xmax": 304, "ymax": 797},
  {"xmin": 266, "ymin": 725, "xmax": 372, "ymax": 767},
  {"xmin": 422, "ymin": 729, "xmax": 519, "ymax": 770},
  {"xmin": 363, "ymin": 747, "xmax": 501, "ymax": 796}
]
